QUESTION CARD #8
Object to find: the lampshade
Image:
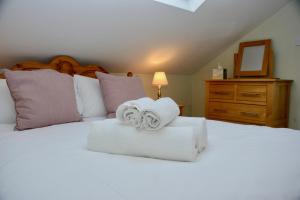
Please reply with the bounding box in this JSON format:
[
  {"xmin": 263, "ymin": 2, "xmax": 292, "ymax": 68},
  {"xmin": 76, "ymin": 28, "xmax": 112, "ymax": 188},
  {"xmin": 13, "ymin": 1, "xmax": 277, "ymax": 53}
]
[{"xmin": 152, "ymin": 72, "xmax": 168, "ymax": 86}]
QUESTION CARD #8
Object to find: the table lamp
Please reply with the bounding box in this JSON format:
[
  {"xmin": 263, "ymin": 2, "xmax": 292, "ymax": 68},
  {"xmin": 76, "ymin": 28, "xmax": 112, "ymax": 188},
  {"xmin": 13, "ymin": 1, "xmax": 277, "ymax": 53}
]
[{"xmin": 152, "ymin": 72, "xmax": 168, "ymax": 99}]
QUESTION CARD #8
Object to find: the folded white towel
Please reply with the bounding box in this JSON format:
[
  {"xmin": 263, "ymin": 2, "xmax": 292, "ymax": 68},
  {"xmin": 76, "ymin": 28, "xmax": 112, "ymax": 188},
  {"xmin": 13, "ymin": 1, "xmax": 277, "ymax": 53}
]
[
  {"xmin": 87, "ymin": 119, "xmax": 198, "ymax": 162},
  {"xmin": 116, "ymin": 97, "xmax": 154, "ymax": 128},
  {"xmin": 140, "ymin": 97, "xmax": 180, "ymax": 131},
  {"xmin": 169, "ymin": 117, "xmax": 207, "ymax": 153}
]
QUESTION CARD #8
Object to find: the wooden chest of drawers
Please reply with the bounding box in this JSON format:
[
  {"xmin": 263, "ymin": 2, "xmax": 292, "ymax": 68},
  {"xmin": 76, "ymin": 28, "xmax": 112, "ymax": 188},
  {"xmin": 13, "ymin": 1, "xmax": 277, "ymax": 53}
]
[{"xmin": 205, "ymin": 79, "xmax": 292, "ymax": 127}]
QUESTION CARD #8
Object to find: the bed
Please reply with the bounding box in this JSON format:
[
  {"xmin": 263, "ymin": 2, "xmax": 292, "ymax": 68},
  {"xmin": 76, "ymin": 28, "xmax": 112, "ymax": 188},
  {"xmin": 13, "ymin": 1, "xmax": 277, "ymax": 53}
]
[
  {"xmin": 1, "ymin": 119, "xmax": 300, "ymax": 200},
  {"xmin": 0, "ymin": 56, "xmax": 300, "ymax": 200}
]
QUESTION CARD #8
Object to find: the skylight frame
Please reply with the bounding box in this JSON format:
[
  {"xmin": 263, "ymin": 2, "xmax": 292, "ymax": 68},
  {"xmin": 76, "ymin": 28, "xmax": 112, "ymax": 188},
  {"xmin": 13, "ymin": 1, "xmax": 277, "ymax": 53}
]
[{"xmin": 154, "ymin": 0, "xmax": 207, "ymax": 12}]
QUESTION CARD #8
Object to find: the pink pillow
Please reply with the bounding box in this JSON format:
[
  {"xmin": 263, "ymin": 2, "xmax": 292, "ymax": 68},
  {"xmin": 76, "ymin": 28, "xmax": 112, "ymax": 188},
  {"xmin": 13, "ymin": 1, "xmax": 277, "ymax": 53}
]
[
  {"xmin": 96, "ymin": 72, "xmax": 146, "ymax": 118},
  {"xmin": 5, "ymin": 69, "xmax": 81, "ymax": 130}
]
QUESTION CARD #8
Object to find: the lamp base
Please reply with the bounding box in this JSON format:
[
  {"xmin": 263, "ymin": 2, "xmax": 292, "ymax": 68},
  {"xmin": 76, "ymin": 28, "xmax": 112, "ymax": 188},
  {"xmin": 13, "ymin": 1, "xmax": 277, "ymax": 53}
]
[{"xmin": 157, "ymin": 85, "xmax": 162, "ymax": 99}]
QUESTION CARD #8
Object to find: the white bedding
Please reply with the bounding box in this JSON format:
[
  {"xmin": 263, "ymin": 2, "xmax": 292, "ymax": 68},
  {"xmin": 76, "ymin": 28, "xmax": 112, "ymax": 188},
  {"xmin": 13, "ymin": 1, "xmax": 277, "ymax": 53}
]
[{"xmin": 0, "ymin": 120, "xmax": 300, "ymax": 200}]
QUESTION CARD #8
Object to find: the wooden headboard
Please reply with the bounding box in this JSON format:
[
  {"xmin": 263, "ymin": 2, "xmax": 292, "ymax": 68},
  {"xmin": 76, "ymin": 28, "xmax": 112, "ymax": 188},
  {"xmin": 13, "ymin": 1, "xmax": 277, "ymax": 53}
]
[{"xmin": 0, "ymin": 55, "xmax": 132, "ymax": 79}]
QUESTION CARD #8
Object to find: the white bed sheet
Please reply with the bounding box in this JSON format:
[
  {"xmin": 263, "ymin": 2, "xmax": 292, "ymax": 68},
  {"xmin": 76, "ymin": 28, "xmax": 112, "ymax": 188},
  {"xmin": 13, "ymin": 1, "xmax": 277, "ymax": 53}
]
[{"xmin": 0, "ymin": 119, "xmax": 300, "ymax": 200}]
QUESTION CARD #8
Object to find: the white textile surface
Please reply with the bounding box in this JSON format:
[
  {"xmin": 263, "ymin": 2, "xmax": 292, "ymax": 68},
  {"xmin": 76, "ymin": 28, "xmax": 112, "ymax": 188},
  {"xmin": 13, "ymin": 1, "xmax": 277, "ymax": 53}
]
[
  {"xmin": 0, "ymin": 80, "xmax": 16, "ymax": 124},
  {"xmin": 140, "ymin": 97, "xmax": 180, "ymax": 131},
  {"xmin": 0, "ymin": 120, "xmax": 300, "ymax": 200},
  {"xmin": 116, "ymin": 97, "xmax": 154, "ymax": 128},
  {"xmin": 73, "ymin": 75, "xmax": 107, "ymax": 118},
  {"xmin": 169, "ymin": 117, "xmax": 207, "ymax": 152},
  {"xmin": 87, "ymin": 119, "xmax": 199, "ymax": 161}
]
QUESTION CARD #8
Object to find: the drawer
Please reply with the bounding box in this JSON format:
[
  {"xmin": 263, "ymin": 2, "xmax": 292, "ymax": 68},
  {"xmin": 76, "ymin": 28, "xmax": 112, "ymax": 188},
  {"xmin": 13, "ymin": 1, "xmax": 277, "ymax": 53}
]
[
  {"xmin": 207, "ymin": 102, "xmax": 266, "ymax": 123},
  {"xmin": 209, "ymin": 84, "xmax": 234, "ymax": 100},
  {"xmin": 207, "ymin": 102, "xmax": 235, "ymax": 118},
  {"xmin": 237, "ymin": 85, "xmax": 267, "ymax": 103},
  {"xmin": 237, "ymin": 104, "xmax": 266, "ymax": 122}
]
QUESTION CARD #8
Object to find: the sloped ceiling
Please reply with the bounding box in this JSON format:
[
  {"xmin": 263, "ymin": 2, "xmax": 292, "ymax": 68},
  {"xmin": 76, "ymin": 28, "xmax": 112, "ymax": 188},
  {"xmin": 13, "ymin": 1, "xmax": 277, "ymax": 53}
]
[{"xmin": 0, "ymin": 0, "xmax": 291, "ymax": 74}]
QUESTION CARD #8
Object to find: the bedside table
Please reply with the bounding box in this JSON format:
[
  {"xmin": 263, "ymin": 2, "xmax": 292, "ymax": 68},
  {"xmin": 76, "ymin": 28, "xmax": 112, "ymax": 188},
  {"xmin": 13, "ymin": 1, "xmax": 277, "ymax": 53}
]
[{"xmin": 178, "ymin": 105, "xmax": 184, "ymax": 116}]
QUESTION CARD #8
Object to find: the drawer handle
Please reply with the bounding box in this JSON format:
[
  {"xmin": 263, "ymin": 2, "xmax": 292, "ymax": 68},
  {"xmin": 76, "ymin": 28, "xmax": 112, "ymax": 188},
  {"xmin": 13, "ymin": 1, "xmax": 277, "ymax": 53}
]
[
  {"xmin": 212, "ymin": 91, "xmax": 231, "ymax": 96},
  {"xmin": 213, "ymin": 108, "xmax": 228, "ymax": 113},
  {"xmin": 240, "ymin": 92, "xmax": 261, "ymax": 97},
  {"xmin": 240, "ymin": 112, "xmax": 259, "ymax": 118}
]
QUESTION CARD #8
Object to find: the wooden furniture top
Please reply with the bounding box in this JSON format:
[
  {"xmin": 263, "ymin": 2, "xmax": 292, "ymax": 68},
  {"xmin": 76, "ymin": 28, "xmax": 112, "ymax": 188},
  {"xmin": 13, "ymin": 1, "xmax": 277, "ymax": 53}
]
[
  {"xmin": 0, "ymin": 55, "xmax": 132, "ymax": 79},
  {"xmin": 206, "ymin": 78, "xmax": 293, "ymax": 83}
]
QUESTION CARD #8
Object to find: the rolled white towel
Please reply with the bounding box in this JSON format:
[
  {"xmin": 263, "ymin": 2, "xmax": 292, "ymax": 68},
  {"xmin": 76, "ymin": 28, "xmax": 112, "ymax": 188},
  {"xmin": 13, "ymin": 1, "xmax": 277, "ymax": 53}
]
[
  {"xmin": 87, "ymin": 119, "xmax": 198, "ymax": 162},
  {"xmin": 140, "ymin": 97, "xmax": 180, "ymax": 131},
  {"xmin": 169, "ymin": 117, "xmax": 207, "ymax": 153},
  {"xmin": 116, "ymin": 97, "xmax": 154, "ymax": 128}
]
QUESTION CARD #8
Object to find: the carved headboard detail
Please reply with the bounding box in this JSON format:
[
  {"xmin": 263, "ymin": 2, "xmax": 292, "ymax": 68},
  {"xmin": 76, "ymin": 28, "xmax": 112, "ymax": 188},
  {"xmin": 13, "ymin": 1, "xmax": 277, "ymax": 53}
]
[{"xmin": 0, "ymin": 55, "xmax": 126, "ymax": 79}]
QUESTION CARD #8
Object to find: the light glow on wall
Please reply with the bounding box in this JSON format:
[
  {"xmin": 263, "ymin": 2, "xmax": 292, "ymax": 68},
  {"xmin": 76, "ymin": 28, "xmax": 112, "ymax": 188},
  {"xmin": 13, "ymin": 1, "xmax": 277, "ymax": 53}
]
[{"xmin": 147, "ymin": 48, "xmax": 177, "ymax": 66}]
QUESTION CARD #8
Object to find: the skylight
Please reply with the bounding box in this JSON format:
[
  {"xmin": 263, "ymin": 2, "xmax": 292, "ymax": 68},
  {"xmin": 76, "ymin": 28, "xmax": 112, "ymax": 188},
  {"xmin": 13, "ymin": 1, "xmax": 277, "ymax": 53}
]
[{"xmin": 154, "ymin": 0, "xmax": 206, "ymax": 12}]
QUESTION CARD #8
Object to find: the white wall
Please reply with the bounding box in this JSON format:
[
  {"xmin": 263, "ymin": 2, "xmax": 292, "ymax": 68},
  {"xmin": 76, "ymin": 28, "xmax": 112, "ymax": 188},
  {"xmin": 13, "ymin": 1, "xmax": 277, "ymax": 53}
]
[{"xmin": 192, "ymin": 0, "xmax": 300, "ymax": 129}]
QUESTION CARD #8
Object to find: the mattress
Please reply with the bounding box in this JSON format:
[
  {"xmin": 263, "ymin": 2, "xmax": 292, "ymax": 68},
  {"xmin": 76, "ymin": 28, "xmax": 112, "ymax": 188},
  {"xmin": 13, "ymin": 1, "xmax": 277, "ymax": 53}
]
[{"xmin": 0, "ymin": 119, "xmax": 300, "ymax": 200}]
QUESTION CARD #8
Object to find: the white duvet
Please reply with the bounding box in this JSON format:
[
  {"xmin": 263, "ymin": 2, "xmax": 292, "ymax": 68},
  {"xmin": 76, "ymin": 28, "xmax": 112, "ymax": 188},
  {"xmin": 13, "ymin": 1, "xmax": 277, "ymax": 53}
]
[{"xmin": 0, "ymin": 120, "xmax": 300, "ymax": 200}]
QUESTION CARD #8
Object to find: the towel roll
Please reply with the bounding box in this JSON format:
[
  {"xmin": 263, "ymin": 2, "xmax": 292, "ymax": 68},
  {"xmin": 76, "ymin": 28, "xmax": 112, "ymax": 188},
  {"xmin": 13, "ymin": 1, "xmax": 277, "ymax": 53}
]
[
  {"xmin": 140, "ymin": 97, "xmax": 180, "ymax": 131},
  {"xmin": 116, "ymin": 97, "xmax": 154, "ymax": 128},
  {"xmin": 87, "ymin": 119, "xmax": 198, "ymax": 162},
  {"xmin": 169, "ymin": 117, "xmax": 207, "ymax": 153}
]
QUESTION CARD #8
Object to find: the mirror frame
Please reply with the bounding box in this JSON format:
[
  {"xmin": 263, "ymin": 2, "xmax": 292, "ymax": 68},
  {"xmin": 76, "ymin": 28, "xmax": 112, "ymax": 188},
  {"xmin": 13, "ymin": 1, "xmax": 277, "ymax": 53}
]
[{"xmin": 234, "ymin": 39, "xmax": 272, "ymax": 78}]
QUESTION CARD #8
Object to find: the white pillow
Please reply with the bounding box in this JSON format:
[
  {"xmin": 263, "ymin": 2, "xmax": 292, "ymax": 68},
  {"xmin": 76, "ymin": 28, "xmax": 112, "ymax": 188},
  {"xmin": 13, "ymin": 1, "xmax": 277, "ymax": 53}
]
[
  {"xmin": 0, "ymin": 79, "xmax": 16, "ymax": 123},
  {"xmin": 73, "ymin": 75, "xmax": 107, "ymax": 118}
]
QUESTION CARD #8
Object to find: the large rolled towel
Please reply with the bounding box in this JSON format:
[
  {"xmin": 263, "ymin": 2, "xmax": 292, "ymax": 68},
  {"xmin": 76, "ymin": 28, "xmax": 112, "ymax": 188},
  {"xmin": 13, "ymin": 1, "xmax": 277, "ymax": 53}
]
[
  {"xmin": 169, "ymin": 117, "xmax": 207, "ymax": 153},
  {"xmin": 116, "ymin": 97, "xmax": 154, "ymax": 128},
  {"xmin": 140, "ymin": 97, "xmax": 180, "ymax": 131},
  {"xmin": 87, "ymin": 119, "xmax": 198, "ymax": 162}
]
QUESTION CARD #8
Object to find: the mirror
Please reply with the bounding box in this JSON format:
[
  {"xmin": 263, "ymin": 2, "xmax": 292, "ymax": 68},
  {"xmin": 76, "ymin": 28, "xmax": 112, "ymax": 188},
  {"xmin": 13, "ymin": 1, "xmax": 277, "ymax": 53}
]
[
  {"xmin": 241, "ymin": 46, "xmax": 265, "ymax": 71},
  {"xmin": 234, "ymin": 39, "xmax": 273, "ymax": 78}
]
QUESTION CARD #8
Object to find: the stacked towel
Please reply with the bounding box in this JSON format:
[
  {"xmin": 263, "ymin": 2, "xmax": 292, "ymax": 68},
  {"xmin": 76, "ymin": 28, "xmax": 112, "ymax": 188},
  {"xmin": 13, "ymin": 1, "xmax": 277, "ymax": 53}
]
[
  {"xmin": 88, "ymin": 97, "xmax": 207, "ymax": 162},
  {"xmin": 116, "ymin": 97, "xmax": 180, "ymax": 131},
  {"xmin": 87, "ymin": 119, "xmax": 199, "ymax": 162},
  {"xmin": 140, "ymin": 97, "xmax": 180, "ymax": 131},
  {"xmin": 116, "ymin": 97, "xmax": 154, "ymax": 128},
  {"xmin": 169, "ymin": 117, "xmax": 207, "ymax": 153}
]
